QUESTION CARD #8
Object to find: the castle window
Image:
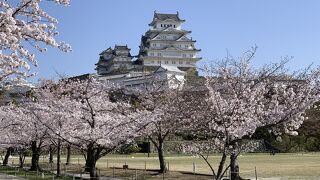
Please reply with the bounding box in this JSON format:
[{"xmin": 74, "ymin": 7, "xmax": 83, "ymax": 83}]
[
  {"xmin": 165, "ymin": 61, "xmax": 168, "ymax": 64},
  {"xmin": 157, "ymin": 53, "xmax": 161, "ymax": 56},
  {"xmin": 182, "ymin": 54, "xmax": 186, "ymax": 58},
  {"xmin": 186, "ymin": 61, "xmax": 190, "ymax": 65},
  {"xmin": 157, "ymin": 60, "xmax": 161, "ymax": 64},
  {"xmin": 161, "ymin": 24, "xmax": 163, "ymax": 27},
  {"xmin": 150, "ymin": 52, "xmax": 154, "ymax": 56},
  {"xmin": 189, "ymin": 54, "xmax": 193, "ymax": 58},
  {"xmin": 174, "ymin": 25, "xmax": 176, "ymax": 28},
  {"xmin": 185, "ymin": 44, "xmax": 188, "ymax": 48},
  {"xmin": 152, "ymin": 43, "xmax": 157, "ymax": 47},
  {"xmin": 159, "ymin": 35, "xmax": 166, "ymax": 39},
  {"xmin": 172, "ymin": 61, "xmax": 176, "ymax": 64}
]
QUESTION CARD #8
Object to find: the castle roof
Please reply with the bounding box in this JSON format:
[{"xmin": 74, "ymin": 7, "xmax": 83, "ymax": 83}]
[
  {"xmin": 144, "ymin": 46, "xmax": 201, "ymax": 52},
  {"xmin": 115, "ymin": 45, "xmax": 130, "ymax": 51},
  {"xmin": 149, "ymin": 11, "xmax": 185, "ymax": 26},
  {"xmin": 99, "ymin": 47, "xmax": 113, "ymax": 55},
  {"xmin": 154, "ymin": 13, "xmax": 183, "ymax": 21},
  {"xmin": 99, "ymin": 45, "xmax": 132, "ymax": 57},
  {"xmin": 146, "ymin": 28, "xmax": 191, "ymax": 35},
  {"xmin": 140, "ymin": 33, "xmax": 195, "ymax": 48},
  {"xmin": 155, "ymin": 65, "xmax": 185, "ymax": 74}
]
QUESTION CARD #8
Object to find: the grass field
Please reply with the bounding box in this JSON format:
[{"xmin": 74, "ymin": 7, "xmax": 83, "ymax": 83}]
[{"xmin": 5, "ymin": 152, "xmax": 320, "ymax": 179}]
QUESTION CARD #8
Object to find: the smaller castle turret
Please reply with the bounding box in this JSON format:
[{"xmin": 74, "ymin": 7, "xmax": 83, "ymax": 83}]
[{"xmin": 95, "ymin": 45, "xmax": 133, "ymax": 75}]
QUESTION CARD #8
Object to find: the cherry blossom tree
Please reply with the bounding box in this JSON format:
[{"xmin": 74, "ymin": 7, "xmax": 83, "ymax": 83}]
[
  {"xmin": 0, "ymin": 79, "xmax": 69, "ymax": 172},
  {"xmin": 51, "ymin": 77, "xmax": 150, "ymax": 179},
  {"xmin": 0, "ymin": 79, "xmax": 35, "ymax": 167},
  {"xmin": 132, "ymin": 78, "xmax": 198, "ymax": 173},
  {"xmin": 0, "ymin": 79, "xmax": 78, "ymax": 174},
  {"xmin": 0, "ymin": 104, "xmax": 20, "ymax": 166},
  {"xmin": 0, "ymin": 102, "xmax": 50, "ymax": 170},
  {"xmin": 1, "ymin": 77, "xmax": 149, "ymax": 178},
  {"xmin": 139, "ymin": 90, "xmax": 181, "ymax": 173},
  {"xmin": 19, "ymin": 105, "xmax": 50, "ymax": 170},
  {"xmin": 297, "ymin": 103, "xmax": 320, "ymax": 151},
  {"xmin": 0, "ymin": 0, "xmax": 71, "ymax": 81},
  {"xmin": 28, "ymin": 80, "xmax": 77, "ymax": 176},
  {"xmin": 188, "ymin": 47, "xmax": 320, "ymax": 180}
]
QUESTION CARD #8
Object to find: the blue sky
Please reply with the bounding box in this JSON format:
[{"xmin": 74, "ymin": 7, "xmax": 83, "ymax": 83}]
[{"xmin": 31, "ymin": 0, "xmax": 320, "ymax": 81}]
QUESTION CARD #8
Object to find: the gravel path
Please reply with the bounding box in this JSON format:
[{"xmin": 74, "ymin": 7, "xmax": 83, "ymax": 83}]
[{"xmin": 0, "ymin": 173, "xmax": 27, "ymax": 180}]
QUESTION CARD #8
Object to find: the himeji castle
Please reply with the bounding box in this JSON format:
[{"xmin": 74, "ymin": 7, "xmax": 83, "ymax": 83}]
[
  {"xmin": 139, "ymin": 11, "xmax": 201, "ymax": 71},
  {"xmin": 95, "ymin": 12, "xmax": 201, "ymax": 88}
]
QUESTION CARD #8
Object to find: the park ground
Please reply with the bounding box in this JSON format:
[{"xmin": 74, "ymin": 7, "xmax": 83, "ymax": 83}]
[{"xmin": 2, "ymin": 153, "xmax": 320, "ymax": 179}]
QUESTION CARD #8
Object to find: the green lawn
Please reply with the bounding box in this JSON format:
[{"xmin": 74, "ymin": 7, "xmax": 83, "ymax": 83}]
[
  {"xmin": 0, "ymin": 165, "xmax": 72, "ymax": 180},
  {"xmin": 5, "ymin": 152, "xmax": 320, "ymax": 179}
]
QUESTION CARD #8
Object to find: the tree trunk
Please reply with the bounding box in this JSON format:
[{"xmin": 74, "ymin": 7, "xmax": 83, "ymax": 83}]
[
  {"xmin": 19, "ymin": 154, "xmax": 25, "ymax": 168},
  {"xmin": 56, "ymin": 139, "xmax": 61, "ymax": 176},
  {"xmin": 18, "ymin": 149, "xmax": 26, "ymax": 168},
  {"xmin": 216, "ymin": 152, "xmax": 227, "ymax": 179},
  {"xmin": 30, "ymin": 141, "xmax": 40, "ymax": 171},
  {"xmin": 65, "ymin": 144, "xmax": 71, "ymax": 165},
  {"xmin": 48, "ymin": 145, "xmax": 53, "ymax": 164},
  {"xmin": 85, "ymin": 143, "xmax": 98, "ymax": 179},
  {"xmin": 157, "ymin": 139, "xmax": 166, "ymax": 173},
  {"xmin": 230, "ymin": 153, "xmax": 240, "ymax": 180},
  {"xmin": 2, "ymin": 147, "xmax": 12, "ymax": 166}
]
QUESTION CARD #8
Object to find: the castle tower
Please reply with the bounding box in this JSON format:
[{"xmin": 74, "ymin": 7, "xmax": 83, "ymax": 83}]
[
  {"xmin": 139, "ymin": 11, "xmax": 201, "ymax": 71},
  {"xmin": 95, "ymin": 45, "xmax": 133, "ymax": 75}
]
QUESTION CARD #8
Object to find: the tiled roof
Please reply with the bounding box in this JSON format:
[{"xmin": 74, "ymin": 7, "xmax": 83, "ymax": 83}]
[
  {"xmin": 115, "ymin": 45, "xmax": 130, "ymax": 51},
  {"xmin": 149, "ymin": 11, "xmax": 185, "ymax": 26},
  {"xmin": 99, "ymin": 47, "xmax": 113, "ymax": 55},
  {"xmin": 155, "ymin": 65, "xmax": 185, "ymax": 74},
  {"xmin": 99, "ymin": 45, "xmax": 132, "ymax": 57},
  {"xmin": 154, "ymin": 13, "xmax": 182, "ymax": 21}
]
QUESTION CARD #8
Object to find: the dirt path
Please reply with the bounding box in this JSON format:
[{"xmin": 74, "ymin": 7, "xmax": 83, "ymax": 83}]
[{"xmin": 0, "ymin": 173, "xmax": 27, "ymax": 180}]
